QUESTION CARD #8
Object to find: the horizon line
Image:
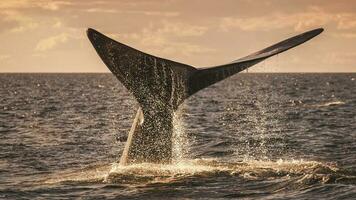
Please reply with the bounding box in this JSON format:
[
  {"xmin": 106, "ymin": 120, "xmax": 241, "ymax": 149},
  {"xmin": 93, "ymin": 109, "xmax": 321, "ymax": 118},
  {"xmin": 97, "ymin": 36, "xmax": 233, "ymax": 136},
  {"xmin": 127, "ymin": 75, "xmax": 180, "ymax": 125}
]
[{"xmin": 0, "ymin": 72, "xmax": 355, "ymax": 74}]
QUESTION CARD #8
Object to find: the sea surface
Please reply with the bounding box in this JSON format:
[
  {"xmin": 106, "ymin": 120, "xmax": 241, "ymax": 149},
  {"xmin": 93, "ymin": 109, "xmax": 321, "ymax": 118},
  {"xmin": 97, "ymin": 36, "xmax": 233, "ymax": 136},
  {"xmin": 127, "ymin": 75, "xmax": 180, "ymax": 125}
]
[{"xmin": 0, "ymin": 73, "xmax": 355, "ymax": 199}]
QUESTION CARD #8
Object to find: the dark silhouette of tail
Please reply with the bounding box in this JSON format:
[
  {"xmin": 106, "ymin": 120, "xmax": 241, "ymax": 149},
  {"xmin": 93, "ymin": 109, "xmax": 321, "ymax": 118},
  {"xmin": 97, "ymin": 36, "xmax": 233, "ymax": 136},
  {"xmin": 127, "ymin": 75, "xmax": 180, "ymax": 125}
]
[{"xmin": 87, "ymin": 28, "xmax": 323, "ymax": 164}]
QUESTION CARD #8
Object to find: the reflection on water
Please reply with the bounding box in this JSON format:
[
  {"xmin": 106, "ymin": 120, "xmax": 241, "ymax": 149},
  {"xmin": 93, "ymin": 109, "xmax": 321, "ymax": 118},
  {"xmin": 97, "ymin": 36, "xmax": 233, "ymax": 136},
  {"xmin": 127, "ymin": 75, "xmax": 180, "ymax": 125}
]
[{"xmin": 0, "ymin": 73, "xmax": 355, "ymax": 199}]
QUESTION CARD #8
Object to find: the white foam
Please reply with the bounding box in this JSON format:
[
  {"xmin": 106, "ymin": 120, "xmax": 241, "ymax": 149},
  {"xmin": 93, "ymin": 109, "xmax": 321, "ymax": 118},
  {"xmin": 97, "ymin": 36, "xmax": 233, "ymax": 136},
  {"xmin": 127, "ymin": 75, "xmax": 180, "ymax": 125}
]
[
  {"xmin": 317, "ymin": 101, "xmax": 345, "ymax": 107},
  {"xmin": 44, "ymin": 158, "xmax": 338, "ymax": 185}
]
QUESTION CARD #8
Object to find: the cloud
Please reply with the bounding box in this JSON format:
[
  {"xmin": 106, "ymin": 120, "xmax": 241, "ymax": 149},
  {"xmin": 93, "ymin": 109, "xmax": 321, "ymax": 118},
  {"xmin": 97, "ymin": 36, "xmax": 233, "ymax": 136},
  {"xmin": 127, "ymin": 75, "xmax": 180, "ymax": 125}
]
[
  {"xmin": 336, "ymin": 14, "xmax": 356, "ymax": 30},
  {"xmin": 85, "ymin": 8, "xmax": 117, "ymax": 13},
  {"xmin": 0, "ymin": 0, "xmax": 355, "ymax": 72},
  {"xmin": 324, "ymin": 52, "xmax": 356, "ymax": 65},
  {"xmin": 0, "ymin": 0, "xmax": 30, "ymax": 9},
  {"xmin": 112, "ymin": 22, "xmax": 214, "ymax": 58},
  {"xmin": 220, "ymin": 6, "xmax": 356, "ymax": 32},
  {"xmin": 0, "ymin": 0, "xmax": 72, "ymax": 33},
  {"xmin": 36, "ymin": 0, "xmax": 73, "ymax": 11},
  {"xmin": 84, "ymin": 8, "xmax": 180, "ymax": 17},
  {"xmin": 136, "ymin": 21, "xmax": 208, "ymax": 39},
  {"xmin": 0, "ymin": 0, "xmax": 72, "ymax": 10},
  {"xmin": 136, "ymin": 11, "xmax": 180, "ymax": 17},
  {"xmin": 331, "ymin": 32, "xmax": 356, "ymax": 38},
  {"xmin": 0, "ymin": 54, "xmax": 11, "ymax": 61},
  {"xmin": 52, "ymin": 19, "xmax": 62, "ymax": 28},
  {"xmin": 35, "ymin": 33, "xmax": 68, "ymax": 51},
  {"xmin": 0, "ymin": 10, "xmax": 39, "ymax": 33}
]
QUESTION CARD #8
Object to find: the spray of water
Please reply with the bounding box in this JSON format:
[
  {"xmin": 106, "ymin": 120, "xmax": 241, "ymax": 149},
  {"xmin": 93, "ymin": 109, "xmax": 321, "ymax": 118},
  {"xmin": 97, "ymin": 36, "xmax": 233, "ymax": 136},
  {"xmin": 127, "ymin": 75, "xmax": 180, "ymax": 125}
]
[{"xmin": 172, "ymin": 107, "xmax": 190, "ymax": 163}]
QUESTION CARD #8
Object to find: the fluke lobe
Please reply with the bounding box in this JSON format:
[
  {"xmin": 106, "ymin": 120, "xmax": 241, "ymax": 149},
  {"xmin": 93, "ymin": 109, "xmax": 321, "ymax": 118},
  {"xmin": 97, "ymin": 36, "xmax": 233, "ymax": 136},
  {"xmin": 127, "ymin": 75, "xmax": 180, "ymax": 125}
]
[{"xmin": 87, "ymin": 27, "xmax": 323, "ymax": 165}]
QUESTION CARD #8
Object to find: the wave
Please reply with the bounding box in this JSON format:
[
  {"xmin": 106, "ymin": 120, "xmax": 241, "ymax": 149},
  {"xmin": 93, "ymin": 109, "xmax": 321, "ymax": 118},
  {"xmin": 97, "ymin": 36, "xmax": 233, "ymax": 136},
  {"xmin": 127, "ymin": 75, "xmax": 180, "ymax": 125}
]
[
  {"xmin": 43, "ymin": 159, "xmax": 355, "ymax": 187},
  {"xmin": 316, "ymin": 101, "xmax": 346, "ymax": 107},
  {"xmin": 289, "ymin": 100, "xmax": 346, "ymax": 107}
]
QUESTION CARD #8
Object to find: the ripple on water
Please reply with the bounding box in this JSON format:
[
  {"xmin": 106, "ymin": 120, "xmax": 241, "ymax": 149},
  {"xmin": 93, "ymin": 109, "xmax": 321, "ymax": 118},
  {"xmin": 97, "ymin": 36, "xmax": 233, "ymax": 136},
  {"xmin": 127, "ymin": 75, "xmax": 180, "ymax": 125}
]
[{"xmin": 2, "ymin": 74, "xmax": 356, "ymax": 199}]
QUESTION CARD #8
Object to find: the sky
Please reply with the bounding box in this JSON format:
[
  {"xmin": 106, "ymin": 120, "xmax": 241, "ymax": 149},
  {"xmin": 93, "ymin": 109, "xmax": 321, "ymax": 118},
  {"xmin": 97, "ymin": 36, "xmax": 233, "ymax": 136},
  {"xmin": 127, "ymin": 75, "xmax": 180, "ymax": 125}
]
[{"xmin": 0, "ymin": 0, "xmax": 355, "ymax": 72}]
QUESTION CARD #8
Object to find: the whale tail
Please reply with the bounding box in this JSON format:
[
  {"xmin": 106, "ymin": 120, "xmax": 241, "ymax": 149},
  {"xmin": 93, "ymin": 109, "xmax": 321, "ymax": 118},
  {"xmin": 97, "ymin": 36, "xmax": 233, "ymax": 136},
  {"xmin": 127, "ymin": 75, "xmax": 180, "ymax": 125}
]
[
  {"xmin": 87, "ymin": 28, "xmax": 323, "ymax": 164},
  {"xmin": 87, "ymin": 28, "xmax": 323, "ymax": 109},
  {"xmin": 87, "ymin": 28, "xmax": 196, "ymax": 112}
]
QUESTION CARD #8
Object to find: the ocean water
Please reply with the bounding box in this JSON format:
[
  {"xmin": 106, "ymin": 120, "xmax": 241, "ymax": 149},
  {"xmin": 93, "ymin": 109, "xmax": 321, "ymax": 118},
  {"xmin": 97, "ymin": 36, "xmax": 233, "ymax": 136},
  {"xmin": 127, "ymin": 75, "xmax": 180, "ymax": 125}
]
[{"xmin": 0, "ymin": 73, "xmax": 355, "ymax": 199}]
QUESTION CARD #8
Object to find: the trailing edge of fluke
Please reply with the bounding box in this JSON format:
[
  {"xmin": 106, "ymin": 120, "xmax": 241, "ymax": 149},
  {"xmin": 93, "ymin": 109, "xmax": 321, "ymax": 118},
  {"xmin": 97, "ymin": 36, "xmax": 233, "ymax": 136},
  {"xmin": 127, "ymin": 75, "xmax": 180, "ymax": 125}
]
[{"xmin": 87, "ymin": 27, "xmax": 323, "ymax": 164}]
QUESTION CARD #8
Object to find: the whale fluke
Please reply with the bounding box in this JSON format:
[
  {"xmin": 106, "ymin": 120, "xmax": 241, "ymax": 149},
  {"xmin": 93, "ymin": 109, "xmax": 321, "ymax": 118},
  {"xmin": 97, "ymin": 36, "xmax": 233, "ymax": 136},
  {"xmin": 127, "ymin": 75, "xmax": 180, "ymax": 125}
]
[
  {"xmin": 87, "ymin": 28, "xmax": 196, "ymax": 111},
  {"xmin": 87, "ymin": 28, "xmax": 323, "ymax": 164},
  {"xmin": 187, "ymin": 28, "xmax": 323, "ymax": 96}
]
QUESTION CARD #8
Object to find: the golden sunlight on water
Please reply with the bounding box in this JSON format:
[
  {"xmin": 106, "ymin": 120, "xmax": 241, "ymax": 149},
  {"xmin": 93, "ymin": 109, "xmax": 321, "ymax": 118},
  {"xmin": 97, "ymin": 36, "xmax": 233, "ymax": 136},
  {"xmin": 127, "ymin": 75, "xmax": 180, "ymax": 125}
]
[
  {"xmin": 3, "ymin": 74, "xmax": 355, "ymax": 199},
  {"xmin": 44, "ymin": 158, "xmax": 338, "ymax": 186}
]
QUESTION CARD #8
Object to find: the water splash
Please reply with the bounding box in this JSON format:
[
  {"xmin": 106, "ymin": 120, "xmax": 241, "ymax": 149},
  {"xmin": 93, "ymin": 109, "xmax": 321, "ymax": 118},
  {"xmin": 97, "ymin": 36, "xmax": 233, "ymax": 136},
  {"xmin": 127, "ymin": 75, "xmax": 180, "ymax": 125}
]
[
  {"xmin": 235, "ymin": 81, "xmax": 284, "ymax": 161},
  {"xmin": 43, "ymin": 158, "xmax": 354, "ymax": 187},
  {"xmin": 172, "ymin": 107, "xmax": 190, "ymax": 163}
]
